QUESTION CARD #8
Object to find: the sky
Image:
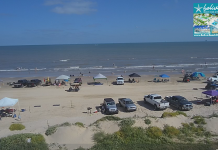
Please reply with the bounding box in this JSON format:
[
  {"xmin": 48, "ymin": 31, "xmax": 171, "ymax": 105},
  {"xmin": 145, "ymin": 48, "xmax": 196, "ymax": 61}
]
[{"xmin": 1, "ymin": 0, "xmax": 218, "ymax": 46}]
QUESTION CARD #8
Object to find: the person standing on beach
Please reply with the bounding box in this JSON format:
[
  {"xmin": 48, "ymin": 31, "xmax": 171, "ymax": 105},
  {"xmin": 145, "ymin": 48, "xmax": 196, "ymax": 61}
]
[{"xmin": 18, "ymin": 114, "xmax": 21, "ymax": 121}]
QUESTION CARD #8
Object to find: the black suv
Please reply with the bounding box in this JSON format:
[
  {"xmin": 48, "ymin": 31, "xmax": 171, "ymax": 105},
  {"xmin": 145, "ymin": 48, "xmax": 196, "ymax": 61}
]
[
  {"xmin": 26, "ymin": 79, "xmax": 42, "ymax": 87},
  {"xmin": 101, "ymin": 98, "xmax": 118, "ymax": 115},
  {"xmin": 30, "ymin": 79, "xmax": 42, "ymax": 86},
  {"xmin": 165, "ymin": 95, "xmax": 193, "ymax": 111}
]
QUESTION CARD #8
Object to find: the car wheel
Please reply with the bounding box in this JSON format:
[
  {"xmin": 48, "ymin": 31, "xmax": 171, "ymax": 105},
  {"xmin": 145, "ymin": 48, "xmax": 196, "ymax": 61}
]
[
  {"xmin": 179, "ymin": 106, "xmax": 183, "ymax": 111},
  {"xmin": 119, "ymin": 102, "xmax": 122, "ymax": 107},
  {"xmin": 125, "ymin": 107, "xmax": 128, "ymax": 112},
  {"xmin": 154, "ymin": 105, "xmax": 157, "ymax": 110}
]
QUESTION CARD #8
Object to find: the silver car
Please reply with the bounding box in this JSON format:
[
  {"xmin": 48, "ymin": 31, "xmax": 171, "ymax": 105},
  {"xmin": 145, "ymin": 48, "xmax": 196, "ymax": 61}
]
[{"xmin": 118, "ymin": 98, "xmax": 137, "ymax": 112}]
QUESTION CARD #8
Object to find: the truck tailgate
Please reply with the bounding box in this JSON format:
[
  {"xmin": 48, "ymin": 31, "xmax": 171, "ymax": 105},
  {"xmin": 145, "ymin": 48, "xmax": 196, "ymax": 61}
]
[{"xmin": 160, "ymin": 100, "xmax": 169, "ymax": 107}]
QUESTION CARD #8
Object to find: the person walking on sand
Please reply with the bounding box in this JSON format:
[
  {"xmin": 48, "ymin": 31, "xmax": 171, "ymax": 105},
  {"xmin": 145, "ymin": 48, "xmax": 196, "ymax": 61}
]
[{"xmin": 18, "ymin": 114, "xmax": 21, "ymax": 121}]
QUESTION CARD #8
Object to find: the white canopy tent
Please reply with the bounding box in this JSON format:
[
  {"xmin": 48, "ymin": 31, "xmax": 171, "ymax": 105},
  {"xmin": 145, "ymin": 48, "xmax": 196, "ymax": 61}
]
[
  {"xmin": 93, "ymin": 73, "xmax": 107, "ymax": 80},
  {"xmin": 0, "ymin": 97, "xmax": 20, "ymax": 116},
  {"xmin": 56, "ymin": 75, "xmax": 70, "ymax": 80},
  {"xmin": 93, "ymin": 73, "xmax": 107, "ymax": 84},
  {"xmin": 0, "ymin": 97, "xmax": 18, "ymax": 107}
]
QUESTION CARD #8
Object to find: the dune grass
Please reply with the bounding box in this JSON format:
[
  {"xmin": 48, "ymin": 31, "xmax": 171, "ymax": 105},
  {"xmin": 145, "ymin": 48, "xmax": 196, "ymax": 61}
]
[
  {"xmin": 90, "ymin": 124, "xmax": 216, "ymax": 150},
  {"xmin": 0, "ymin": 133, "xmax": 48, "ymax": 150},
  {"xmin": 75, "ymin": 122, "xmax": 85, "ymax": 128},
  {"xmin": 9, "ymin": 124, "xmax": 25, "ymax": 131},
  {"xmin": 161, "ymin": 111, "xmax": 187, "ymax": 118}
]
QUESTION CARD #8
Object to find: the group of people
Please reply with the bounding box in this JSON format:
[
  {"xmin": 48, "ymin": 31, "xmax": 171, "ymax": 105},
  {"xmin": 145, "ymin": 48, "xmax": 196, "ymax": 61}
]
[{"xmin": 129, "ymin": 78, "xmax": 139, "ymax": 83}]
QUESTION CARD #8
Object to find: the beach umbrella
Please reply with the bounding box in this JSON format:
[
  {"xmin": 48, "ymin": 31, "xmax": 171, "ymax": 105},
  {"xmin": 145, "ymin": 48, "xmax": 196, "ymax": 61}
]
[
  {"xmin": 129, "ymin": 73, "xmax": 141, "ymax": 77},
  {"xmin": 159, "ymin": 74, "xmax": 170, "ymax": 78}
]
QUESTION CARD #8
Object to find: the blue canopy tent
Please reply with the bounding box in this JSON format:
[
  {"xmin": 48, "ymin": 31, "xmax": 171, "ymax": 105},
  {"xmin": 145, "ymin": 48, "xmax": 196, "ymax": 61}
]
[
  {"xmin": 192, "ymin": 72, "xmax": 206, "ymax": 78},
  {"xmin": 159, "ymin": 74, "xmax": 170, "ymax": 78}
]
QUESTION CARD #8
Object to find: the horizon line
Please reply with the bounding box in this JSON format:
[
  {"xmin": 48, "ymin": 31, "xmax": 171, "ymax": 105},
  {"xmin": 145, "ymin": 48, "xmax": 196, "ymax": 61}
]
[{"xmin": 0, "ymin": 40, "xmax": 215, "ymax": 47}]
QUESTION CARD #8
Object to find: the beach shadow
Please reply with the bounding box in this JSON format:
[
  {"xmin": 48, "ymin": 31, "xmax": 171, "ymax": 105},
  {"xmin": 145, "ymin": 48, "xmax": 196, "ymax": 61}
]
[
  {"xmin": 136, "ymin": 100, "xmax": 155, "ymax": 111},
  {"xmin": 176, "ymin": 80, "xmax": 183, "ymax": 82},
  {"xmin": 116, "ymin": 103, "xmax": 127, "ymax": 112},
  {"xmin": 202, "ymin": 81, "xmax": 208, "ymax": 83},
  {"xmin": 111, "ymin": 81, "xmax": 117, "ymax": 85},
  {"xmin": 87, "ymin": 82, "xmax": 103, "ymax": 85},
  {"xmin": 168, "ymin": 105, "xmax": 180, "ymax": 111}
]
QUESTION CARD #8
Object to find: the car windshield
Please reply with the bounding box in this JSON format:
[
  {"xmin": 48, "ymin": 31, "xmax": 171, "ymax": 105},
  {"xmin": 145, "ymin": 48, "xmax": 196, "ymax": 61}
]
[
  {"xmin": 180, "ymin": 98, "xmax": 188, "ymax": 101},
  {"xmin": 126, "ymin": 101, "xmax": 133, "ymax": 104},
  {"xmin": 107, "ymin": 102, "xmax": 115, "ymax": 105},
  {"xmin": 154, "ymin": 96, "xmax": 162, "ymax": 99}
]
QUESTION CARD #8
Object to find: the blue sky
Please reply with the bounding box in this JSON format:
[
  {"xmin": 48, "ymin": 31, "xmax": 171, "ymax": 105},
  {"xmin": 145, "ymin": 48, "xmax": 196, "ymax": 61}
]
[{"xmin": 1, "ymin": 0, "xmax": 218, "ymax": 45}]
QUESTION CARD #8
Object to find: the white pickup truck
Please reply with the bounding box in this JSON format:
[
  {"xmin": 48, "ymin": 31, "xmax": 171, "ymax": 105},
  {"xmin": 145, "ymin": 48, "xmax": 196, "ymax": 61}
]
[
  {"xmin": 144, "ymin": 94, "xmax": 169, "ymax": 110},
  {"xmin": 116, "ymin": 76, "xmax": 124, "ymax": 85},
  {"xmin": 207, "ymin": 75, "xmax": 218, "ymax": 82}
]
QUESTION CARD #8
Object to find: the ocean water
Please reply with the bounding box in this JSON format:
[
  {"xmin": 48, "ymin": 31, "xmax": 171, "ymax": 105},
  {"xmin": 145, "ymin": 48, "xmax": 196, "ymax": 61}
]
[{"xmin": 0, "ymin": 42, "xmax": 218, "ymax": 78}]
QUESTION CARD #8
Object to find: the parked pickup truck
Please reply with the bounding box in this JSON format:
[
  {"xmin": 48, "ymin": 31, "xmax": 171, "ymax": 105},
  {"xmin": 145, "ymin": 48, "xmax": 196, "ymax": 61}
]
[
  {"xmin": 207, "ymin": 75, "xmax": 218, "ymax": 82},
  {"xmin": 101, "ymin": 98, "xmax": 118, "ymax": 115},
  {"xmin": 30, "ymin": 79, "xmax": 42, "ymax": 86},
  {"xmin": 13, "ymin": 79, "xmax": 29, "ymax": 88},
  {"xmin": 165, "ymin": 95, "xmax": 193, "ymax": 111},
  {"xmin": 118, "ymin": 98, "xmax": 137, "ymax": 111},
  {"xmin": 116, "ymin": 77, "xmax": 124, "ymax": 85},
  {"xmin": 144, "ymin": 94, "xmax": 169, "ymax": 110},
  {"xmin": 26, "ymin": 79, "xmax": 42, "ymax": 87}
]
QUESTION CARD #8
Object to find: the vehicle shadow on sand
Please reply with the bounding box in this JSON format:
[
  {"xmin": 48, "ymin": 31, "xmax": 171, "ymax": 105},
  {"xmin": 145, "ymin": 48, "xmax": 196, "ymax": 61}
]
[
  {"xmin": 136, "ymin": 100, "xmax": 155, "ymax": 111},
  {"xmin": 116, "ymin": 103, "xmax": 129, "ymax": 113}
]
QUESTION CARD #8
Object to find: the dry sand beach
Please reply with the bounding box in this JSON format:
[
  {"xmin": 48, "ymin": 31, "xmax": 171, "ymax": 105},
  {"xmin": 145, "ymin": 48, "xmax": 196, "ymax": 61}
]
[{"xmin": 1, "ymin": 74, "xmax": 218, "ymax": 149}]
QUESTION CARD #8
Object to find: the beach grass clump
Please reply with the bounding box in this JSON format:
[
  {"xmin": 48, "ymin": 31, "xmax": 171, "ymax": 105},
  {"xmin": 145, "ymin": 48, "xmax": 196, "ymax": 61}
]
[
  {"xmin": 0, "ymin": 133, "xmax": 48, "ymax": 150},
  {"xmin": 144, "ymin": 118, "xmax": 151, "ymax": 125},
  {"xmin": 161, "ymin": 111, "xmax": 187, "ymax": 118},
  {"xmin": 119, "ymin": 118, "xmax": 135, "ymax": 128},
  {"xmin": 9, "ymin": 124, "xmax": 25, "ymax": 131},
  {"xmin": 74, "ymin": 146, "xmax": 86, "ymax": 150},
  {"xmin": 92, "ymin": 131, "xmax": 107, "ymax": 143},
  {"xmin": 45, "ymin": 125, "xmax": 58, "ymax": 136},
  {"xmin": 75, "ymin": 122, "xmax": 85, "ymax": 128},
  {"xmin": 179, "ymin": 123, "xmax": 207, "ymax": 137},
  {"xmin": 209, "ymin": 112, "xmax": 218, "ymax": 118},
  {"xmin": 146, "ymin": 126, "xmax": 163, "ymax": 139},
  {"xmin": 163, "ymin": 125, "xmax": 180, "ymax": 138},
  {"xmin": 192, "ymin": 116, "xmax": 206, "ymax": 125},
  {"xmin": 60, "ymin": 122, "xmax": 71, "ymax": 127}
]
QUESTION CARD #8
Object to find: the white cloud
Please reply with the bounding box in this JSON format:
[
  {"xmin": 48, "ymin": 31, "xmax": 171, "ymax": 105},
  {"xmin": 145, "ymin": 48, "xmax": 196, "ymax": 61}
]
[{"xmin": 44, "ymin": 0, "xmax": 97, "ymax": 15}]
